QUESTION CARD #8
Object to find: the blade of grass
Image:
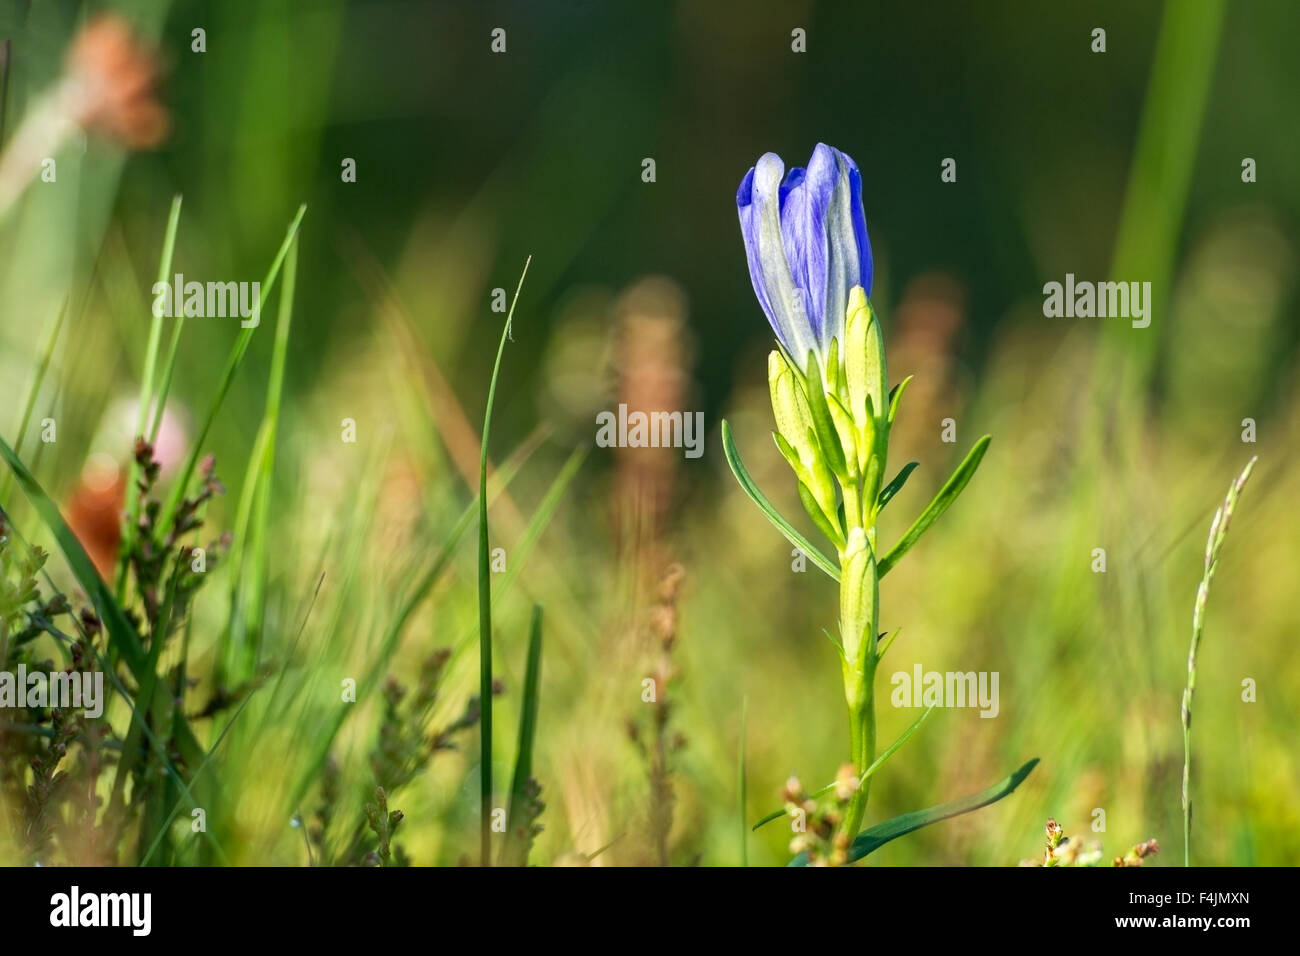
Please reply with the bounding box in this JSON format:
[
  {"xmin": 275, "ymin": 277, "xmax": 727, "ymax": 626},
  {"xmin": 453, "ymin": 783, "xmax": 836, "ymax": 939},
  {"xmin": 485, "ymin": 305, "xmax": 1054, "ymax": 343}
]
[
  {"xmin": 286, "ymin": 426, "xmax": 544, "ymax": 812},
  {"xmin": 1105, "ymin": 0, "xmax": 1226, "ymax": 381},
  {"xmin": 138, "ymin": 689, "xmax": 258, "ymax": 867},
  {"xmin": 154, "ymin": 204, "xmax": 307, "ymax": 540},
  {"xmin": 224, "ymin": 232, "xmax": 299, "ymax": 682},
  {"xmin": 3, "ymin": 437, "xmax": 144, "ymax": 676},
  {"xmin": 500, "ymin": 604, "xmax": 543, "ymax": 866},
  {"xmin": 450, "ymin": 445, "xmax": 587, "ymax": 661},
  {"xmin": 478, "ymin": 255, "xmax": 531, "ymax": 866},
  {"xmin": 487, "ymin": 445, "xmax": 586, "ymax": 610},
  {"xmin": 0, "ymin": 296, "xmax": 67, "ymax": 505},
  {"xmin": 148, "ymin": 298, "xmax": 188, "ymax": 445},
  {"xmin": 1183, "ymin": 456, "xmax": 1256, "ymax": 866},
  {"xmin": 116, "ymin": 195, "xmax": 183, "ymax": 599}
]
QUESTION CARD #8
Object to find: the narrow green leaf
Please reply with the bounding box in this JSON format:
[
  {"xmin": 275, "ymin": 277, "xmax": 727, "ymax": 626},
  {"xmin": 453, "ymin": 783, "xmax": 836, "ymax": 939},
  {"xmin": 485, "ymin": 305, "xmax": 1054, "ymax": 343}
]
[
  {"xmin": 820, "ymin": 627, "xmax": 844, "ymax": 657},
  {"xmin": 0, "ymin": 296, "xmax": 67, "ymax": 507},
  {"xmin": 798, "ymin": 480, "xmax": 845, "ymax": 551},
  {"xmin": 721, "ymin": 420, "xmax": 840, "ymax": 582},
  {"xmin": 501, "ymin": 605, "xmax": 544, "ymax": 867},
  {"xmin": 138, "ymin": 689, "xmax": 257, "ymax": 867},
  {"xmin": 224, "ymin": 232, "xmax": 299, "ymax": 682},
  {"xmin": 2, "ymin": 438, "xmax": 144, "ymax": 675},
  {"xmin": 843, "ymin": 757, "xmax": 1038, "ymax": 864},
  {"xmin": 117, "ymin": 195, "xmax": 183, "ymax": 598},
  {"xmin": 480, "ymin": 255, "xmax": 532, "ymax": 866},
  {"xmin": 752, "ymin": 704, "xmax": 935, "ymax": 832},
  {"xmin": 877, "ymin": 461, "xmax": 919, "ymax": 511},
  {"xmin": 148, "ymin": 307, "xmax": 186, "ymax": 445},
  {"xmin": 878, "ymin": 436, "xmax": 991, "ymax": 578},
  {"xmin": 788, "ymin": 757, "xmax": 1039, "ymax": 865},
  {"xmin": 875, "ymin": 627, "xmax": 901, "ymax": 660},
  {"xmin": 859, "ymin": 703, "xmax": 936, "ymax": 784}
]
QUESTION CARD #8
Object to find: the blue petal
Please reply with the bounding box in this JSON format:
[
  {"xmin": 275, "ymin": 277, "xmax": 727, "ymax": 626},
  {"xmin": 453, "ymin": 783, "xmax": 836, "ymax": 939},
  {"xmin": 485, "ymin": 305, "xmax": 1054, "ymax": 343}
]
[
  {"xmin": 738, "ymin": 144, "xmax": 873, "ymax": 372},
  {"xmin": 843, "ymin": 150, "xmax": 872, "ymax": 296},
  {"xmin": 777, "ymin": 165, "xmax": 819, "ymax": 339},
  {"xmin": 792, "ymin": 145, "xmax": 872, "ymax": 355},
  {"xmin": 737, "ymin": 153, "xmax": 815, "ymax": 359}
]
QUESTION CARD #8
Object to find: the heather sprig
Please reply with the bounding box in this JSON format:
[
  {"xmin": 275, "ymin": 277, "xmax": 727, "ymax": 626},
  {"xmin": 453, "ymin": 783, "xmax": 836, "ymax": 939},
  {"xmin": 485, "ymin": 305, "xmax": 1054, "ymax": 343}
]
[
  {"xmin": 362, "ymin": 786, "xmax": 405, "ymax": 867},
  {"xmin": 314, "ymin": 648, "xmax": 481, "ymax": 867},
  {"xmin": 1021, "ymin": 818, "xmax": 1159, "ymax": 868},
  {"xmin": 625, "ymin": 563, "xmax": 688, "ymax": 866}
]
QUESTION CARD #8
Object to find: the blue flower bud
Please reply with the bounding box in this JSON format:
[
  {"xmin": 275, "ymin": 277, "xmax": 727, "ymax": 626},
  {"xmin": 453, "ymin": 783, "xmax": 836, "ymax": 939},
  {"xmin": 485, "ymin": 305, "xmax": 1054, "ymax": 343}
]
[{"xmin": 736, "ymin": 143, "xmax": 873, "ymax": 377}]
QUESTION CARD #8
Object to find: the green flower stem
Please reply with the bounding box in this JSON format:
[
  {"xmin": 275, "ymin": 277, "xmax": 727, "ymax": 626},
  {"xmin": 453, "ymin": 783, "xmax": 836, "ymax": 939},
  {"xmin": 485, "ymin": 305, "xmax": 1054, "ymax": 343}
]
[
  {"xmin": 842, "ymin": 481, "xmax": 863, "ymax": 536},
  {"xmin": 842, "ymin": 657, "xmax": 877, "ymax": 840},
  {"xmin": 838, "ymin": 510, "xmax": 879, "ymax": 843}
]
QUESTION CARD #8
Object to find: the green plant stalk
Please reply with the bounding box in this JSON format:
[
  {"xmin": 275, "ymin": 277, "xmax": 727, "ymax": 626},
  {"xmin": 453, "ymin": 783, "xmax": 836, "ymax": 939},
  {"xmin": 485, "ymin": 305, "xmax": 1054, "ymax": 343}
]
[
  {"xmin": 838, "ymin": 525, "xmax": 879, "ymax": 841},
  {"xmin": 478, "ymin": 255, "xmax": 532, "ymax": 866},
  {"xmin": 752, "ymin": 704, "xmax": 936, "ymax": 832},
  {"xmin": 1182, "ymin": 456, "xmax": 1256, "ymax": 867}
]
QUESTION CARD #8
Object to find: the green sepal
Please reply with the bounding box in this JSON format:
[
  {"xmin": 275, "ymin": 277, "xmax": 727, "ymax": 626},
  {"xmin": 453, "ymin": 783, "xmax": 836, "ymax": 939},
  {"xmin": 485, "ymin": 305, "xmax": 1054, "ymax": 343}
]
[
  {"xmin": 844, "ymin": 289, "xmax": 886, "ymax": 436},
  {"xmin": 888, "ymin": 374, "xmax": 914, "ymax": 426},
  {"xmin": 720, "ymin": 419, "xmax": 841, "ymax": 581},
  {"xmin": 844, "ymin": 287, "xmax": 874, "ymax": 425},
  {"xmin": 825, "ymin": 336, "xmax": 843, "ymax": 401},
  {"xmin": 857, "ymin": 393, "xmax": 879, "ymax": 479},
  {"xmin": 804, "ymin": 351, "xmax": 849, "ymax": 480},
  {"xmin": 878, "ymin": 461, "xmax": 919, "ymax": 511},
  {"xmin": 825, "ymin": 390, "xmax": 859, "ymax": 481},
  {"xmin": 799, "ymin": 479, "xmax": 846, "ymax": 550},
  {"xmin": 773, "ymin": 431, "xmax": 838, "ymax": 533},
  {"xmin": 768, "ymin": 350, "xmax": 818, "ymax": 469}
]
